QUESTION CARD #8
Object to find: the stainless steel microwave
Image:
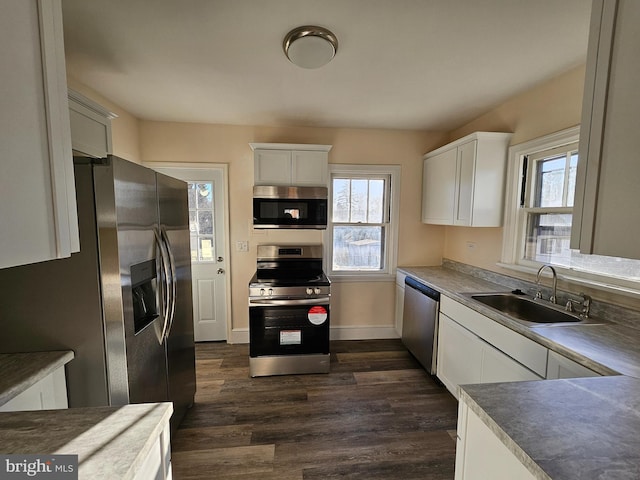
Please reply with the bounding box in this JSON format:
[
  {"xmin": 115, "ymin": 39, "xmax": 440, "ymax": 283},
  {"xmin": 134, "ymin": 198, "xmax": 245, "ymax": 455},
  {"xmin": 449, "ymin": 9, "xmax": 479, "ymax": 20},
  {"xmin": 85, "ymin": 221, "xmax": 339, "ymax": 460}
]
[{"xmin": 253, "ymin": 186, "xmax": 328, "ymax": 229}]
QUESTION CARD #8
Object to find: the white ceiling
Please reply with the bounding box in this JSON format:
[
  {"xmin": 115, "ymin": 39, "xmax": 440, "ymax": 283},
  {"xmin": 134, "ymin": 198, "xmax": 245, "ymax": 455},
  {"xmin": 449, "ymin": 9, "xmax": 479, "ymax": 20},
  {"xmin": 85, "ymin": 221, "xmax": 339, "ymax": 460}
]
[{"xmin": 61, "ymin": 0, "xmax": 592, "ymax": 131}]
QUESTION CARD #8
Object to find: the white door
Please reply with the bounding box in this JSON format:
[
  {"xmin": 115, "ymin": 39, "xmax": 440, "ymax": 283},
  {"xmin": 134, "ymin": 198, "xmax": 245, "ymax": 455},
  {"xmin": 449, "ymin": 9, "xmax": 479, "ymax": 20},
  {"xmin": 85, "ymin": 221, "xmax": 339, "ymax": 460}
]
[{"xmin": 146, "ymin": 163, "xmax": 229, "ymax": 342}]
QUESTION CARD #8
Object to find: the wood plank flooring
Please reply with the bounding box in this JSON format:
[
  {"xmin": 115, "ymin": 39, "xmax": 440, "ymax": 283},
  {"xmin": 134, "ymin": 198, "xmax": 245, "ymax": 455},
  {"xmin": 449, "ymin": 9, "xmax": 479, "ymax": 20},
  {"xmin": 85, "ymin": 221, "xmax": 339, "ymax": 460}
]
[{"xmin": 171, "ymin": 339, "xmax": 458, "ymax": 479}]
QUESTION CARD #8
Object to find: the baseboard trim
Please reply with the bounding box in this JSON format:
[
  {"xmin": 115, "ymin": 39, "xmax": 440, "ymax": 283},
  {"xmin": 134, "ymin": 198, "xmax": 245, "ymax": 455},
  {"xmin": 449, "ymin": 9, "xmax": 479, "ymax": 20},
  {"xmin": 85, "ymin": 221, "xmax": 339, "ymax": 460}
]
[{"xmin": 330, "ymin": 326, "xmax": 400, "ymax": 340}]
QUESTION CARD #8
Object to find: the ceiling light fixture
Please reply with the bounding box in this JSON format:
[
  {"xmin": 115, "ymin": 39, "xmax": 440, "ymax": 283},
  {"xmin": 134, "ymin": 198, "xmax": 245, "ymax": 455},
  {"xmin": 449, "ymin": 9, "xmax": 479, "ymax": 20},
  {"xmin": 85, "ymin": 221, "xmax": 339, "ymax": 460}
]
[{"xmin": 283, "ymin": 25, "xmax": 338, "ymax": 69}]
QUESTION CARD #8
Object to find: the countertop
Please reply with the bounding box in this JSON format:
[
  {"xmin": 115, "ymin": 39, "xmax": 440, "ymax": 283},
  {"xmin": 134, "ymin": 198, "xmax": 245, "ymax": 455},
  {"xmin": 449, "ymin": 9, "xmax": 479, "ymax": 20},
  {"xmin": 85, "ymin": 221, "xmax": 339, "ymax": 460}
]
[
  {"xmin": 0, "ymin": 402, "xmax": 173, "ymax": 479},
  {"xmin": 399, "ymin": 264, "xmax": 640, "ymax": 479},
  {"xmin": 0, "ymin": 351, "xmax": 75, "ymax": 406},
  {"xmin": 398, "ymin": 266, "xmax": 640, "ymax": 378},
  {"xmin": 460, "ymin": 376, "xmax": 640, "ymax": 480}
]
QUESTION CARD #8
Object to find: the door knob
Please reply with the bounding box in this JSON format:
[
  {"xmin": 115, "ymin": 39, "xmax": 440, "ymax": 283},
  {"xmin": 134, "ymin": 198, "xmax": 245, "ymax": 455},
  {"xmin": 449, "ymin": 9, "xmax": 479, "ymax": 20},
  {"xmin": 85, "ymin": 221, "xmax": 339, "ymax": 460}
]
[{"xmin": 217, "ymin": 268, "xmax": 225, "ymax": 274}]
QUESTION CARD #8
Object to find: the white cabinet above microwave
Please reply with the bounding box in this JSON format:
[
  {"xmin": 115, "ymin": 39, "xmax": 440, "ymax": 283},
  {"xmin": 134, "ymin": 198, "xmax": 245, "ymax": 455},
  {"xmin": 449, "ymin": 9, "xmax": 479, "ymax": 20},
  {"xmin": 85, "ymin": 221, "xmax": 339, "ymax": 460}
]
[{"xmin": 250, "ymin": 143, "xmax": 332, "ymax": 187}]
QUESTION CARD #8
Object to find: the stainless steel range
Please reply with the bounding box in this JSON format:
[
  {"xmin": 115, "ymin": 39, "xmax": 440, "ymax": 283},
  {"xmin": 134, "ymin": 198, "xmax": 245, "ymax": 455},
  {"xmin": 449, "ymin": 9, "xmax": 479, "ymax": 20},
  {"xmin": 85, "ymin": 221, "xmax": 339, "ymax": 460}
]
[{"xmin": 248, "ymin": 245, "xmax": 331, "ymax": 377}]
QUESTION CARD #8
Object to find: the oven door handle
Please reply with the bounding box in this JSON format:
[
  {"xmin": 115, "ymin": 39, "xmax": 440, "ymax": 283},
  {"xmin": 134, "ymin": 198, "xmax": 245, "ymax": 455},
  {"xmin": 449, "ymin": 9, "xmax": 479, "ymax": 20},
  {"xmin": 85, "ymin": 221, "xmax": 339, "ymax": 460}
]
[{"xmin": 249, "ymin": 297, "xmax": 330, "ymax": 306}]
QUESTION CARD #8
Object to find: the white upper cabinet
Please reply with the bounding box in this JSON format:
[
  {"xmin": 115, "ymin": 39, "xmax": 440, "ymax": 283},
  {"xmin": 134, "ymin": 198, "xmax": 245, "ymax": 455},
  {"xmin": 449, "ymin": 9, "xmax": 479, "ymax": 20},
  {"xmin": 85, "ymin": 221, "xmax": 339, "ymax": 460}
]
[
  {"xmin": 251, "ymin": 143, "xmax": 331, "ymax": 186},
  {"xmin": 0, "ymin": 0, "xmax": 79, "ymax": 269},
  {"xmin": 68, "ymin": 89, "xmax": 116, "ymax": 158},
  {"xmin": 422, "ymin": 132, "xmax": 511, "ymax": 227},
  {"xmin": 571, "ymin": 0, "xmax": 640, "ymax": 259}
]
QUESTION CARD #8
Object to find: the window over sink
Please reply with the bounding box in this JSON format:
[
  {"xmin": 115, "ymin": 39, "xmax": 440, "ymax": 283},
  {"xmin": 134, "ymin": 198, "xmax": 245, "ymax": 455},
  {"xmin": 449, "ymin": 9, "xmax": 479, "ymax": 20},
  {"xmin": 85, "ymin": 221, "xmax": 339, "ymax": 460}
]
[{"xmin": 502, "ymin": 127, "xmax": 640, "ymax": 293}]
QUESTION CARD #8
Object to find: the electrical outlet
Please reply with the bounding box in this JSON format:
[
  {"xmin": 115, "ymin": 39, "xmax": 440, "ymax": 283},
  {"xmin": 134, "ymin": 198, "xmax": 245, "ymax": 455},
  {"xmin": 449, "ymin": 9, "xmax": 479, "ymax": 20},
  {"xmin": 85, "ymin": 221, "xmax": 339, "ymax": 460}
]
[{"xmin": 236, "ymin": 240, "xmax": 249, "ymax": 252}]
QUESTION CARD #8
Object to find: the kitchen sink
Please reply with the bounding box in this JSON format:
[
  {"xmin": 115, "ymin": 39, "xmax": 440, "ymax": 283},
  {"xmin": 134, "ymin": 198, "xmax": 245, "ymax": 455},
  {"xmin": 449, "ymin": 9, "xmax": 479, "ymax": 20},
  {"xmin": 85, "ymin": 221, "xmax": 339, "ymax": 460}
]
[{"xmin": 463, "ymin": 292, "xmax": 603, "ymax": 327}]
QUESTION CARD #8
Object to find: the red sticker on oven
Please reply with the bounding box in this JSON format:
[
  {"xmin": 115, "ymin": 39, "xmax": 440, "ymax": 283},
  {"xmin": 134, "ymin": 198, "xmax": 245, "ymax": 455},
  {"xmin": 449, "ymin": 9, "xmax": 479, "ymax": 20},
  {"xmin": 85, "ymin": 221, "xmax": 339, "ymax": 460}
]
[{"xmin": 308, "ymin": 306, "xmax": 328, "ymax": 325}]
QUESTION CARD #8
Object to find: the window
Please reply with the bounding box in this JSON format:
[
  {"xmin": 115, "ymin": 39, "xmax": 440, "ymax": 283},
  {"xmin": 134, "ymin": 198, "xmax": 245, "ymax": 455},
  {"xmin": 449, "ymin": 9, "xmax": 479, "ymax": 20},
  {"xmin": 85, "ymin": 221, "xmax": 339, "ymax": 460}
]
[
  {"xmin": 522, "ymin": 143, "xmax": 578, "ymax": 265},
  {"xmin": 187, "ymin": 182, "xmax": 215, "ymax": 262},
  {"xmin": 326, "ymin": 165, "xmax": 400, "ymax": 279},
  {"xmin": 503, "ymin": 127, "xmax": 640, "ymax": 291}
]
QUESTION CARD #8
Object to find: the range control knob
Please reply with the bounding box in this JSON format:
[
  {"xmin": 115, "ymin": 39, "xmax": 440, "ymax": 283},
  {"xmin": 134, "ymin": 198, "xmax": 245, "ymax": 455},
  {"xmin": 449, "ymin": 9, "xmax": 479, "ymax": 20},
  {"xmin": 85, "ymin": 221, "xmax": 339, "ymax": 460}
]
[
  {"xmin": 260, "ymin": 288, "xmax": 266, "ymax": 296},
  {"xmin": 314, "ymin": 288, "xmax": 322, "ymax": 295},
  {"xmin": 268, "ymin": 288, "xmax": 274, "ymax": 296},
  {"xmin": 306, "ymin": 287, "xmax": 314, "ymax": 295}
]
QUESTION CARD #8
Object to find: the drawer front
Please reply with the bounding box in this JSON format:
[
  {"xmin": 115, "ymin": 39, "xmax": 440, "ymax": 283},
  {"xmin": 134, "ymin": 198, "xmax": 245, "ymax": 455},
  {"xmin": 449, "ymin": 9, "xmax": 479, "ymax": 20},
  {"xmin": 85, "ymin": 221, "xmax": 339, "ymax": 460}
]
[{"xmin": 441, "ymin": 296, "xmax": 548, "ymax": 376}]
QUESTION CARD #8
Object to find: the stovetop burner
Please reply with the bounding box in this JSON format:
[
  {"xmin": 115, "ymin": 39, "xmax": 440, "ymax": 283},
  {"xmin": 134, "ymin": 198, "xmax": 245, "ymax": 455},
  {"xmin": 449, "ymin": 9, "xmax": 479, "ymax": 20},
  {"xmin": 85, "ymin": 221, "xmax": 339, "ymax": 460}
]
[{"xmin": 249, "ymin": 244, "xmax": 331, "ymax": 298}]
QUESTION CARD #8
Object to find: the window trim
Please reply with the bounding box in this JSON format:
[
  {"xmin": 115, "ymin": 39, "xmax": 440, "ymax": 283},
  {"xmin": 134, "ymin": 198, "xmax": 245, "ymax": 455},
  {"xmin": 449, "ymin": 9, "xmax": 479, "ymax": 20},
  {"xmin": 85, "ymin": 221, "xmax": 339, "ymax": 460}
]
[
  {"xmin": 500, "ymin": 126, "xmax": 640, "ymax": 299},
  {"xmin": 324, "ymin": 164, "xmax": 401, "ymax": 282}
]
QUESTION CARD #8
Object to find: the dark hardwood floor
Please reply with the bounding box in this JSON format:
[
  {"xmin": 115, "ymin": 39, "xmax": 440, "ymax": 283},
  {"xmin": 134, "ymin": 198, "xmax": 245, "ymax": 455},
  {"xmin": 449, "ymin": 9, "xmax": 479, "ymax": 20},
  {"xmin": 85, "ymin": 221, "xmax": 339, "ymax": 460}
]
[{"xmin": 171, "ymin": 339, "xmax": 458, "ymax": 479}]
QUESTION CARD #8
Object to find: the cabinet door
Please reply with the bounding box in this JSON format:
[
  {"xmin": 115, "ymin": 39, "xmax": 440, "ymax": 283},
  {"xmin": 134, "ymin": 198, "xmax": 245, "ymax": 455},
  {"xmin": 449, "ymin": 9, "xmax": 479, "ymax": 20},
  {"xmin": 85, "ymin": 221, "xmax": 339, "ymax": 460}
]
[
  {"xmin": 0, "ymin": 0, "xmax": 78, "ymax": 269},
  {"xmin": 0, "ymin": 366, "xmax": 68, "ymax": 412},
  {"xmin": 572, "ymin": 0, "xmax": 640, "ymax": 259},
  {"xmin": 254, "ymin": 150, "xmax": 292, "ymax": 185},
  {"xmin": 437, "ymin": 314, "xmax": 483, "ymax": 399},
  {"xmin": 480, "ymin": 341, "xmax": 541, "ymax": 383},
  {"xmin": 422, "ymin": 148, "xmax": 457, "ymax": 224},
  {"xmin": 546, "ymin": 350, "xmax": 600, "ymax": 379},
  {"xmin": 454, "ymin": 141, "xmax": 477, "ymax": 226},
  {"xmin": 292, "ymin": 150, "xmax": 328, "ymax": 186},
  {"xmin": 456, "ymin": 402, "xmax": 537, "ymax": 480},
  {"xmin": 68, "ymin": 90, "xmax": 114, "ymax": 158}
]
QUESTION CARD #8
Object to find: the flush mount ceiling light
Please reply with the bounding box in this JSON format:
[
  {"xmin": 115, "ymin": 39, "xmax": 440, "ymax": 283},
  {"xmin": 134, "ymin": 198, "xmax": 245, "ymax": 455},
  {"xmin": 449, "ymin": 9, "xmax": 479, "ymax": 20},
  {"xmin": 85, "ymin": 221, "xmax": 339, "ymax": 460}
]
[{"xmin": 283, "ymin": 25, "xmax": 338, "ymax": 69}]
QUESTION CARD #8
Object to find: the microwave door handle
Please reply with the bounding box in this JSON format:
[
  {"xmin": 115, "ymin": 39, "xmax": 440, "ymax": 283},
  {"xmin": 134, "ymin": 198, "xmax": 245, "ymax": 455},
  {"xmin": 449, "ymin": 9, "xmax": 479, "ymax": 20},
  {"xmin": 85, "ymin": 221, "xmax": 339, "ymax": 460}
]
[
  {"xmin": 161, "ymin": 227, "xmax": 177, "ymax": 339},
  {"xmin": 154, "ymin": 228, "xmax": 171, "ymax": 341}
]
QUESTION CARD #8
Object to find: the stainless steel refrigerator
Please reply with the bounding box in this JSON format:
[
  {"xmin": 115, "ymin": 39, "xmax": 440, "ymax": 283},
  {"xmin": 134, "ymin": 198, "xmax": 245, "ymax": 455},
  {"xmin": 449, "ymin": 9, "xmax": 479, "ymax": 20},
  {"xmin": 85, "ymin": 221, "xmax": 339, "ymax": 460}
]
[{"xmin": 0, "ymin": 155, "xmax": 196, "ymax": 431}]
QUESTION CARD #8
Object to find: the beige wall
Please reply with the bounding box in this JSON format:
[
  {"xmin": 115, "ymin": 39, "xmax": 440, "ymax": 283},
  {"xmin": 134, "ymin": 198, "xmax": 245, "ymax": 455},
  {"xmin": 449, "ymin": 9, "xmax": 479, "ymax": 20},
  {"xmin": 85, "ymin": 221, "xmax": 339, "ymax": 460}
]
[
  {"xmin": 442, "ymin": 65, "xmax": 586, "ymax": 273},
  {"xmin": 67, "ymin": 76, "xmax": 142, "ymax": 163},
  {"xmin": 71, "ymin": 62, "xmax": 606, "ymax": 333},
  {"xmin": 139, "ymin": 122, "xmax": 447, "ymax": 337}
]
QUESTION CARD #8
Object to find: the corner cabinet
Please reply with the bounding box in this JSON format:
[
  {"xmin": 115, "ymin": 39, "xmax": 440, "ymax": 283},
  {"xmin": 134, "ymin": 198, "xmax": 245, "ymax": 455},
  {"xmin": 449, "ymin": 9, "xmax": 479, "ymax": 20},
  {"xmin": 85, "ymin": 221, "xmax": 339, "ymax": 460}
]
[
  {"xmin": 0, "ymin": 0, "xmax": 79, "ymax": 269},
  {"xmin": 68, "ymin": 90, "xmax": 116, "ymax": 158},
  {"xmin": 571, "ymin": 0, "xmax": 640, "ymax": 259},
  {"xmin": 422, "ymin": 132, "xmax": 511, "ymax": 227},
  {"xmin": 250, "ymin": 143, "xmax": 331, "ymax": 186}
]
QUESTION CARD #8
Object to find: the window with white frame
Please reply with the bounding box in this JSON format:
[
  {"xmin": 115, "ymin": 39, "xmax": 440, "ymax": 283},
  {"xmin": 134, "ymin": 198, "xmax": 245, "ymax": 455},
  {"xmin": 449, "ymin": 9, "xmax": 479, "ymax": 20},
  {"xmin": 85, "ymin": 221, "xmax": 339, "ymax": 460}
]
[
  {"xmin": 503, "ymin": 127, "xmax": 640, "ymax": 289},
  {"xmin": 326, "ymin": 165, "xmax": 400, "ymax": 279}
]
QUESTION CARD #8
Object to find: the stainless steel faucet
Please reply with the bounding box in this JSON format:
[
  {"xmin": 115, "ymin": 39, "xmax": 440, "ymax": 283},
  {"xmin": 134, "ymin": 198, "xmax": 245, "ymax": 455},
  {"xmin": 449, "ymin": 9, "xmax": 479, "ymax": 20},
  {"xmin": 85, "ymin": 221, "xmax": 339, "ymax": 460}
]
[
  {"xmin": 535, "ymin": 265, "xmax": 557, "ymax": 304},
  {"xmin": 566, "ymin": 293, "xmax": 592, "ymax": 318}
]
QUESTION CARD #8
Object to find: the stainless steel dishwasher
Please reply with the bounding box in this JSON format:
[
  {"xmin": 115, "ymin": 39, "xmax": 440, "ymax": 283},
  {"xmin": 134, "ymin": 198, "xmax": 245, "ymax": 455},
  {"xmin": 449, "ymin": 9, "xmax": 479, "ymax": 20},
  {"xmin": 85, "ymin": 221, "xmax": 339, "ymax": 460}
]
[{"xmin": 402, "ymin": 277, "xmax": 440, "ymax": 374}]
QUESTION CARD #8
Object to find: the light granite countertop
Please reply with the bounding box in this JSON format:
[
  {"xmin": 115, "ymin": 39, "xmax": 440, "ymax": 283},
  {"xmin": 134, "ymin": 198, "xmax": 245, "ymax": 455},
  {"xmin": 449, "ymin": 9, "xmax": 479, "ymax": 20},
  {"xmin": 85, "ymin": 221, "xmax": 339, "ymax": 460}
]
[
  {"xmin": 0, "ymin": 351, "xmax": 75, "ymax": 406},
  {"xmin": 398, "ymin": 266, "xmax": 640, "ymax": 378},
  {"xmin": 0, "ymin": 402, "xmax": 173, "ymax": 479},
  {"xmin": 460, "ymin": 376, "xmax": 640, "ymax": 480}
]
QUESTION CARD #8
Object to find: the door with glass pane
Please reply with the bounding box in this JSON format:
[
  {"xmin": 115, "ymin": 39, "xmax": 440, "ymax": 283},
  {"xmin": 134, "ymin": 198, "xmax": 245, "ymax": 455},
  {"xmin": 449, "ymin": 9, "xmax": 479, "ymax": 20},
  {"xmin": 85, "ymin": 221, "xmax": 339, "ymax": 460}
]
[{"xmin": 146, "ymin": 164, "xmax": 229, "ymax": 341}]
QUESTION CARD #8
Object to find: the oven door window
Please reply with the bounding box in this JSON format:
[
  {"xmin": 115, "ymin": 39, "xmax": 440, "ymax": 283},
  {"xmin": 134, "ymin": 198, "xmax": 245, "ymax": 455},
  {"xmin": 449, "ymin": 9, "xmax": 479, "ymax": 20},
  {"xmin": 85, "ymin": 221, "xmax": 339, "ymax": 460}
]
[{"xmin": 249, "ymin": 305, "xmax": 330, "ymax": 357}]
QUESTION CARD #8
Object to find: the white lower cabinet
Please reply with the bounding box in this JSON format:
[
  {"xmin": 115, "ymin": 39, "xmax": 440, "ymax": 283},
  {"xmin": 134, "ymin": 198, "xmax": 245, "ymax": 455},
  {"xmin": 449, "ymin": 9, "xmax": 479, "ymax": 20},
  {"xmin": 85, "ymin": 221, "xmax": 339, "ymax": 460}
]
[
  {"xmin": 546, "ymin": 350, "xmax": 600, "ymax": 379},
  {"xmin": 135, "ymin": 421, "xmax": 172, "ymax": 480},
  {"xmin": 455, "ymin": 401, "xmax": 536, "ymax": 480},
  {"xmin": 437, "ymin": 314, "xmax": 483, "ymax": 397},
  {"xmin": 0, "ymin": 366, "xmax": 68, "ymax": 412},
  {"xmin": 437, "ymin": 314, "xmax": 541, "ymax": 399},
  {"xmin": 437, "ymin": 296, "xmax": 546, "ymax": 399},
  {"xmin": 395, "ymin": 272, "xmax": 407, "ymax": 336}
]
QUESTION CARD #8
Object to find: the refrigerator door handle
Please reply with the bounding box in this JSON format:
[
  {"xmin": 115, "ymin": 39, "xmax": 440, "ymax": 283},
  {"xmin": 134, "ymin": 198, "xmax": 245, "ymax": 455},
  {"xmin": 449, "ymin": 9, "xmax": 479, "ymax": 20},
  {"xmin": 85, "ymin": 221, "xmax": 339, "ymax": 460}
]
[
  {"xmin": 154, "ymin": 227, "xmax": 171, "ymax": 341},
  {"xmin": 161, "ymin": 226, "xmax": 178, "ymax": 339}
]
